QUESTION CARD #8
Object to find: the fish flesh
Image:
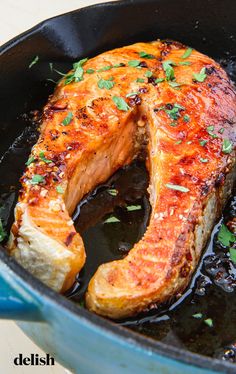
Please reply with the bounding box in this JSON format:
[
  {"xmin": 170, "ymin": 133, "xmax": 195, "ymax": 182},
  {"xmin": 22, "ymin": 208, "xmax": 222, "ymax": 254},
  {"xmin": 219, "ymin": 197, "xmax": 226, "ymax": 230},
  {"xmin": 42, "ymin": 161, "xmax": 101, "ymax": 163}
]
[{"xmin": 8, "ymin": 40, "xmax": 236, "ymax": 318}]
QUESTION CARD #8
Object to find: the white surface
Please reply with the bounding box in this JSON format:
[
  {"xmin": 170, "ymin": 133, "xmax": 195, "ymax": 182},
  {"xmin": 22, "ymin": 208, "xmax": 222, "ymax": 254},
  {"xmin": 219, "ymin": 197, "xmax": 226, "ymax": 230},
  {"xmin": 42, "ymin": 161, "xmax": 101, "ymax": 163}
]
[{"xmin": 0, "ymin": 1, "xmax": 113, "ymax": 373}]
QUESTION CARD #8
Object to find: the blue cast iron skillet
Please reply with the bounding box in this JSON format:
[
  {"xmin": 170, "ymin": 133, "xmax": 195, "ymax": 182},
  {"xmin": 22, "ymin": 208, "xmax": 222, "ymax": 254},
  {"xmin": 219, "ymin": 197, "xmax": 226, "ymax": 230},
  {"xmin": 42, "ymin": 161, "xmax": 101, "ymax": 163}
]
[{"xmin": 0, "ymin": 0, "xmax": 235, "ymax": 372}]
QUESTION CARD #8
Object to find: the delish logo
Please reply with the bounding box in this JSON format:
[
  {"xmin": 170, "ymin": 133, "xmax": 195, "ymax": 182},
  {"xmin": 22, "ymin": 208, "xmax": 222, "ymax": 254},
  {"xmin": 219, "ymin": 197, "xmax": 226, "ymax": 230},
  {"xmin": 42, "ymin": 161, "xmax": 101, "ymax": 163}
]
[{"xmin": 14, "ymin": 353, "xmax": 55, "ymax": 366}]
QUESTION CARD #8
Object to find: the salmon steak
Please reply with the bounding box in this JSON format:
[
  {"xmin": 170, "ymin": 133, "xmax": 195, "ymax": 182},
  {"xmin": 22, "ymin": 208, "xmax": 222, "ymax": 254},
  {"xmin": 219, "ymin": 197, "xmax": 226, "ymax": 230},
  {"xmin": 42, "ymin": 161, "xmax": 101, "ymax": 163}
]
[{"xmin": 8, "ymin": 40, "xmax": 235, "ymax": 318}]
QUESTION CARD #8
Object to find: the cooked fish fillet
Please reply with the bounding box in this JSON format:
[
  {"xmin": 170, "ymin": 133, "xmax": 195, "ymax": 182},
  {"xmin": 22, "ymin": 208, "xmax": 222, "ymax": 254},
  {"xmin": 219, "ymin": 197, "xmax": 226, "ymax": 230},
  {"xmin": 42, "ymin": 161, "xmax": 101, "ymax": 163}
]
[{"xmin": 8, "ymin": 40, "xmax": 235, "ymax": 317}]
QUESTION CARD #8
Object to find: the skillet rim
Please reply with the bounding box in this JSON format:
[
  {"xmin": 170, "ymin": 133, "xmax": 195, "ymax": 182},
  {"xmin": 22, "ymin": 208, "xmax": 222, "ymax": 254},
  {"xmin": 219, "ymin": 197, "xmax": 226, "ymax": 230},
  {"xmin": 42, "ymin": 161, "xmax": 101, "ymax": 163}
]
[{"xmin": 0, "ymin": 0, "xmax": 235, "ymax": 372}]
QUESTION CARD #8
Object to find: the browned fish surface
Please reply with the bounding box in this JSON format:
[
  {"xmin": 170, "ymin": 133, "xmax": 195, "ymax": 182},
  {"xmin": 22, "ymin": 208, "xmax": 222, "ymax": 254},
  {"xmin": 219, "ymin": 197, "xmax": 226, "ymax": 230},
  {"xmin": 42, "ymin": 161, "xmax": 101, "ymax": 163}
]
[{"xmin": 8, "ymin": 40, "xmax": 235, "ymax": 317}]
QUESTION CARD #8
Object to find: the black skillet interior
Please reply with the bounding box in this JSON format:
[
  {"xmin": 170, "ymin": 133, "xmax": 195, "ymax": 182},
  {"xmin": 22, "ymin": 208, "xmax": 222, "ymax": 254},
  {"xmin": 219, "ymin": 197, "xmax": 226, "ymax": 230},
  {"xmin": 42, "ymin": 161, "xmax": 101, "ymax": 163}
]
[{"xmin": 0, "ymin": 0, "xmax": 236, "ymax": 368}]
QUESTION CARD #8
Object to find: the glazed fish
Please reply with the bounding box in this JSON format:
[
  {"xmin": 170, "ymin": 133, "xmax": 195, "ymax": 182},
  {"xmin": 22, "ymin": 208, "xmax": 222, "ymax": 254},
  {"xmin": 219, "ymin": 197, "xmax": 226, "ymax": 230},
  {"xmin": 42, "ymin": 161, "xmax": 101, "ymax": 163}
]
[{"xmin": 8, "ymin": 41, "xmax": 235, "ymax": 317}]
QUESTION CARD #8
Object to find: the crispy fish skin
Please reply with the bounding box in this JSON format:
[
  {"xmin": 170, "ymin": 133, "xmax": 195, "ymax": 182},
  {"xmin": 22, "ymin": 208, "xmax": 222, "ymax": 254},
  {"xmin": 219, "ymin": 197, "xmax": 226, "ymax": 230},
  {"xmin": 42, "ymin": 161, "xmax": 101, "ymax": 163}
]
[{"xmin": 8, "ymin": 41, "xmax": 235, "ymax": 313}]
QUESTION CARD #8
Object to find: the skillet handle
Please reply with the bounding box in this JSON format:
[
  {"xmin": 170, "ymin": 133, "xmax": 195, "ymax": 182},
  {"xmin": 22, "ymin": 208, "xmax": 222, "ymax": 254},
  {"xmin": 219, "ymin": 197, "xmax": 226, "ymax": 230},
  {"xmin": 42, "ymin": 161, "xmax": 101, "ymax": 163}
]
[{"xmin": 0, "ymin": 265, "xmax": 42, "ymax": 321}]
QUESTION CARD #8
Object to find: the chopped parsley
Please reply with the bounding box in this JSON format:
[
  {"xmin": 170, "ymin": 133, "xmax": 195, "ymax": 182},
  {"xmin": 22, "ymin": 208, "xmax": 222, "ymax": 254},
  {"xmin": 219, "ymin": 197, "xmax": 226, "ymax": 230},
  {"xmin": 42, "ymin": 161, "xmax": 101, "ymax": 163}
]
[
  {"xmin": 39, "ymin": 151, "xmax": 51, "ymax": 164},
  {"xmin": 181, "ymin": 48, "xmax": 193, "ymax": 59},
  {"xmin": 222, "ymin": 139, "xmax": 233, "ymax": 154},
  {"xmin": 162, "ymin": 60, "xmax": 176, "ymax": 81},
  {"xmin": 230, "ymin": 248, "xmax": 236, "ymax": 264},
  {"xmin": 206, "ymin": 125, "xmax": 218, "ymax": 139},
  {"xmin": 168, "ymin": 81, "xmax": 181, "ymax": 89},
  {"xmin": 64, "ymin": 58, "xmax": 88, "ymax": 84},
  {"xmin": 112, "ymin": 96, "xmax": 130, "ymax": 111},
  {"xmin": 175, "ymin": 140, "xmax": 182, "ymax": 145},
  {"xmin": 170, "ymin": 122, "xmax": 177, "ymax": 127},
  {"xmin": 62, "ymin": 112, "xmax": 73, "ymax": 126},
  {"xmin": 192, "ymin": 313, "xmax": 203, "ymax": 319},
  {"xmin": 104, "ymin": 216, "xmax": 120, "ymax": 224},
  {"xmin": 204, "ymin": 318, "xmax": 213, "ymax": 328},
  {"xmin": 97, "ymin": 65, "xmax": 112, "ymax": 72},
  {"xmin": 128, "ymin": 60, "xmax": 141, "ymax": 67},
  {"xmin": 199, "ymin": 139, "xmax": 208, "ymax": 146},
  {"xmin": 126, "ymin": 205, "xmax": 142, "ymax": 211},
  {"xmin": 0, "ymin": 219, "xmax": 6, "ymax": 242},
  {"xmin": 200, "ymin": 158, "xmax": 208, "ymax": 163},
  {"xmin": 113, "ymin": 63, "xmax": 124, "ymax": 68},
  {"xmin": 26, "ymin": 156, "xmax": 35, "ymax": 166},
  {"xmin": 165, "ymin": 103, "xmax": 185, "ymax": 120},
  {"xmin": 86, "ymin": 68, "xmax": 95, "ymax": 74},
  {"xmin": 30, "ymin": 175, "xmax": 45, "ymax": 185},
  {"xmin": 97, "ymin": 77, "xmax": 115, "ymax": 90},
  {"xmin": 218, "ymin": 224, "xmax": 235, "ymax": 247},
  {"xmin": 193, "ymin": 67, "xmax": 207, "ymax": 82},
  {"xmin": 165, "ymin": 183, "xmax": 189, "ymax": 192},
  {"xmin": 107, "ymin": 189, "xmax": 118, "ymax": 196},
  {"xmin": 155, "ymin": 78, "xmax": 165, "ymax": 83},
  {"xmin": 145, "ymin": 70, "xmax": 153, "ymax": 78},
  {"xmin": 139, "ymin": 51, "xmax": 155, "ymax": 59},
  {"xmin": 136, "ymin": 78, "xmax": 145, "ymax": 83},
  {"xmin": 178, "ymin": 61, "xmax": 191, "ymax": 66},
  {"xmin": 219, "ymin": 128, "xmax": 225, "ymax": 134},
  {"xmin": 29, "ymin": 55, "xmax": 39, "ymax": 68},
  {"xmin": 126, "ymin": 92, "xmax": 139, "ymax": 98},
  {"xmin": 183, "ymin": 114, "xmax": 190, "ymax": 122},
  {"xmin": 56, "ymin": 186, "xmax": 64, "ymax": 194}
]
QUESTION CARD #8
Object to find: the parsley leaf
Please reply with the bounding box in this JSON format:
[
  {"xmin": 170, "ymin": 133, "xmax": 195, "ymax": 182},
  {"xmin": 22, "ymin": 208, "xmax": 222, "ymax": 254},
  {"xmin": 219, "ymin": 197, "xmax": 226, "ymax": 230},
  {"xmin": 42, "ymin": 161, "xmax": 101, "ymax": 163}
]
[
  {"xmin": 97, "ymin": 77, "xmax": 115, "ymax": 90},
  {"xmin": 183, "ymin": 114, "xmax": 190, "ymax": 122},
  {"xmin": 139, "ymin": 51, "xmax": 155, "ymax": 59},
  {"xmin": 155, "ymin": 78, "xmax": 165, "ymax": 83},
  {"xmin": 126, "ymin": 92, "xmax": 139, "ymax": 98},
  {"xmin": 222, "ymin": 139, "xmax": 233, "ymax": 154},
  {"xmin": 181, "ymin": 48, "xmax": 193, "ymax": 59},
  {"xmin": 97, "ymin": 65, "xmax": 112, "ymax": 72},
  {"xmin": 165, "ymin": 183, "xmax": 189, "ymax": 192},
  {"xmin": 62, "ymin": 112, "xmax": 73, "ymax": 126},
  {"xmin": 199, "ymin": 139, "xmax": 208, "ymax": 146},
  {"xmin": 192, "ymin": 313, "xmax": 203, "ymax": 319},
  {"xmin": 145, "ymin": 70, "xmax": 153, "ymax": 78},
  {"xmin": 107, "ymin": 189, "xmax": 118, "ymax": 196},
  {"xmin": 162, "ymin": 60, "xmax": 176, "ymax": 81},
  {"xmin": 136, "ymin": 78, "xmax": 145, "ymax": 83},
  {"xmin": 26, "ymin": 156, "xmax": 35, "ymax": 166},
  {"xmin": 230, "ymin": 248, "xmax": 236, "ymax": 264},
  {"xmin": 112, "ymin": 96, "xmax": 130, "ymax": 111},
  {"xmin": 29, "ymin": 55, "xmax": 39, "ymax": 68},
  {"xmin": 56, "ymin": 186, "xmax": 64, "ymax": 194},
  {"xmin": 168, "ymin": 81, "xmax": 181, "ymax": 89},
  {"xmin": 178, "ymin": 61, "xmax": 191, "ymax": 66},
  {"xmin": 64, "ymin": 58, "xmax": 88, "ymax": 84},
  {"xmin": 86, "ymin": 68, "xmax": 95, "ymax": 74},
  {"xmin": 30, "ymin": 175, "xmax": 45, "ymax": 185},
  {"xmin": 128, "ymin": 60, "xmax": 141, "ymax": 67},
  {"xmin": 193, "ymin": 67, "xmax": 207, "ymax": 82},
  {"xmin": 104, "ymin": 216, "xmax": 120, "ymax": 224},
  {"xmin": 218, "ymin": 224, "xmax": 235, "ymax": 246},
  {"xmin": 204, "ymin": 318, "xmax": 213, "ymax": 327},
  {"xmin": 200, "ymin": 158, "xmax": 208, "ymax": 163},
  {"xmin": 165, "ymin": 103, "xmax": 185, "ymax": 120},
  {"xmin": 39, "ymin": 151, "xmax": 51, "ymax": 164},
  {"xmin": 126, "ymin": 205, "xmax": 142, "ymax": 211}
]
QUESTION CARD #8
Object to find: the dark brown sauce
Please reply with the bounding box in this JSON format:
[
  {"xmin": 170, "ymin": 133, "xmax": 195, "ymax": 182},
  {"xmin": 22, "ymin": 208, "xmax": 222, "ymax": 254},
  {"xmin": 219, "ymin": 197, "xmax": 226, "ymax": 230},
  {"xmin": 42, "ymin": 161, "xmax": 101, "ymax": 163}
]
[{"xmin": 0, "ymin": 57, "xmax": 235, "ymax": 363}]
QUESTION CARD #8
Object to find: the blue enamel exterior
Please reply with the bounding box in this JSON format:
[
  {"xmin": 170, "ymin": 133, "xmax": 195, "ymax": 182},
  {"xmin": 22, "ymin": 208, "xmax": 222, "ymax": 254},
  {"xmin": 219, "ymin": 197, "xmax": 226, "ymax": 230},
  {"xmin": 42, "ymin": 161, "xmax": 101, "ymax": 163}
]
[{"xmin": 0, "ymin": 260, "xmax": 228, "ymax": 374}]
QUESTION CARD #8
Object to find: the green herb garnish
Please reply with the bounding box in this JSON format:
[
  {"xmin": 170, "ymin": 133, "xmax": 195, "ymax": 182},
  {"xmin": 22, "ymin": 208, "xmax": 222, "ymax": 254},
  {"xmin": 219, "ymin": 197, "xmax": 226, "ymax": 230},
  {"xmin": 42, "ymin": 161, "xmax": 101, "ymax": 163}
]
[
  {"xmin": 162, "ymin": 60, "xmax": 176, "ymax": 81},
  {"xmin": 229, "ymin": 248, "xmax": 236, "ymax": 264},
  {"xmin": 126, "ymin": 92, "xmax": 139, "ymax": 98},
  {"xmin": 183, "ymin": 114, "xmax": 190, "ymax": 122},
  {"xmin": 39, "ymin": 151, "xmax": 51, "ymax": 164},
  {"xmin": 200, "ymin": 158, "xmax": 208, "ymax": 163},
  {"xmin": 30, "ymin": 175, "xmax": 45, "ymax": 185},
  {"xmin": 204, "ymin": 318, "xmax": 213, "ymax": 327},
  {"xmin": 145, "ymin": 70, "xmax": 153, "ymax": 78},
  {"xmin": 97, "ymin": 65, "xmax": 112, "ymax": 72},
  {"xmin": 112, "ymin": 96, "xmax": 130, "ymax": 111},
  {"xmin": 222, "ymin": 139, "xmax": 233, "ymax": 154},
  {"xmin": 219, "ymin": 128, "xmax": 225, "ymax": 134},
  {"xmin": 86, "ymin": 68, "xmax": 95, "ymax": 74},
  {"xmin": 29, "ymin": 55, "xmax": 39, "ymax": 68},
  {"xmin": 64, "ymin": 58, "xmax": 88, "ymax": 84},
  {"xmin": 193, "ymin": 67, "xmax": 207, "ymax": 82},
  {"xmin": 192, "ymin": 313, "xmax": 203, "ymax": 319},
  {"xmin": 175, "ymin": 140, "xmax": 182, "ymax": 145},
  {"xmin": 199, "ymin": 140, "xmax": 208, "ymax": 146},
  {"xmin": 62, "ymin": 112, "xmax": 73, "ymax": 126},
  {"xmin": 165, "ymin": 183, "xmax": 189, "ymax": 192},
  {"xmin": 155, "ymin": 78, "xmax": 165, "ymax": 83},
  {"xmin": 126, "ymin": 205, "xmax": 142, "ymax": 211},
  {"xmin": 107, "ymin": 189, "xmax": 118, "ymax": 196},
  {"xmin": 104, "ymin": 216, "xmax": 120, "ymax": 224},
  {"xmin": 218, "ymin": 224, "xmax": 235, "ymax": 247},
  {"xmin": 139, "ymin": 51, "xmax": 155, "ymax": 59},
  {"xmin": 136, "ymin": 78, "xmax": 145, "ymax": 83},
  {"xmin": 168, "ymin": 81, "xmax": 181, "ymax": 89},
  {"xmin": 181, "ymin": 48, "xmax": 193, "ymax": 59},
  {"xmin": 26, "ymin": 156, "xmax": 35, "ymax": 166},
  {"xmin": 178, "ymin": 61, "xmax": 191, "ymax": 66},
  {"xmin": 97, "ymin": 77, "xmax": 115, "ymax": 90},
  {"xmin": 165, "ymin": 103, "xmax": 185, "ymax": 120},
  {"xmin": 128, "ymin": 60, "xmax": 141, "ymax": 67},
  {"xmin": 56, "ymin": 186, "xmax": 64, "ymax": 194}
]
